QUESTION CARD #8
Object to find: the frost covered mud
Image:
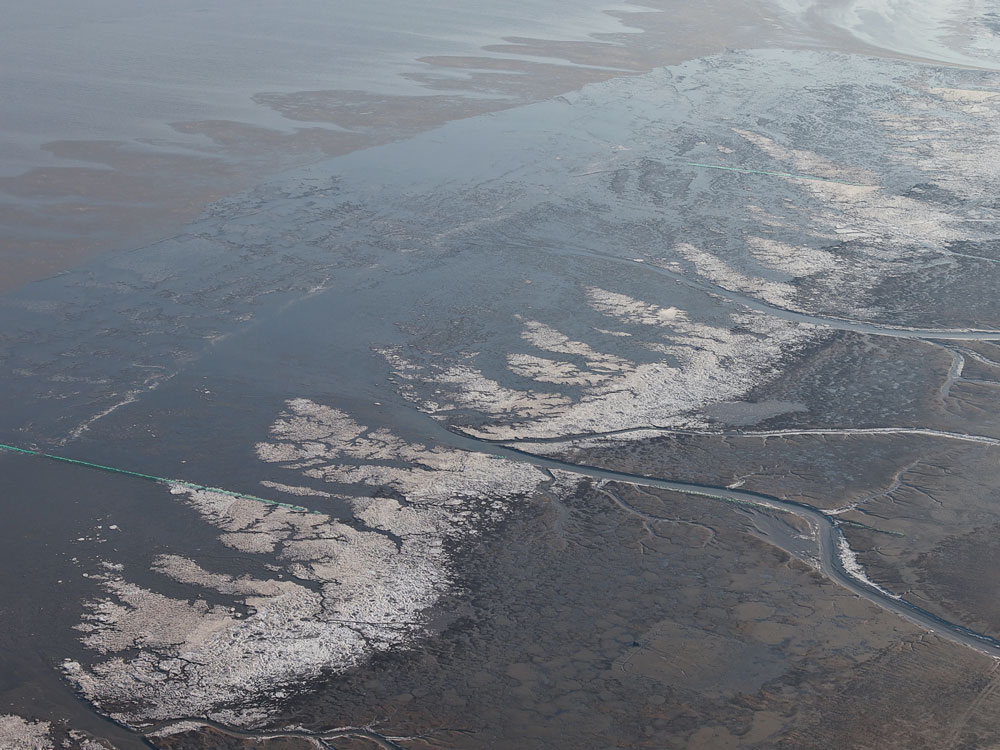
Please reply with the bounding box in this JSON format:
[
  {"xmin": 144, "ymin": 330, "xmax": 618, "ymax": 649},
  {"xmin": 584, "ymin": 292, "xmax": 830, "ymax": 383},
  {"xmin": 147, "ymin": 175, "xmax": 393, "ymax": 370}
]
[
  {"xmin": 5, "ymin": 31, "xmax": 1000, "ymax": 750},
  {"xmin": 66, "ymin": 402, "xmax": 549, "ymax": 727},
  {"xmin": 774, "ymin": 0, "xmax": 1000, "ymax": 70}
]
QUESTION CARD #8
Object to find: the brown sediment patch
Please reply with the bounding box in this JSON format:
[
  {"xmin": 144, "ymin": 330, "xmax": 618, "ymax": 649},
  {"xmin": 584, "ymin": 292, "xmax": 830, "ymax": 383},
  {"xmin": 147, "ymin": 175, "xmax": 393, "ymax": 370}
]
[
  {"xmin": 0, "ymin": 0, "xmax": 779, "ymax": 294},
  {"xmin": 0, "ymin": 95, "xmax": 492, "ymax": 295},
  {"xmin": 404, "ymin": 56, "xmax": 626, "ymax": 97},
  {"xmin": 251, "ymin": 91, "xmax": 503, "ymax": 130}
]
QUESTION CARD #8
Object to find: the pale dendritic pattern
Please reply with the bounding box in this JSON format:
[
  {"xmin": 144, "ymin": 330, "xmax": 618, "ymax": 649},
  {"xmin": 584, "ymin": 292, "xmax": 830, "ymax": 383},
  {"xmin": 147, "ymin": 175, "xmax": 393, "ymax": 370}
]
[
  {"xmin": 673, "ymin": 119, "xmax": 1000, "ymax": 321},
  {"xmin": 0, "ymin": 715, "xmax": 110, "ymax": 750},
  {"xmin": 383, "ymin": 293, "xmax": 816, "ymax": 441},
  {"xmin": 65, "ymin": 400, "xmax": 548, "ymax": 726},
  {"xmin": 63, "ymin": 291, "xmax": 819, "ymax": 726},
  {"xmin": 383, "ymin": 75, "xmax": 1000, "ymax": 438}
]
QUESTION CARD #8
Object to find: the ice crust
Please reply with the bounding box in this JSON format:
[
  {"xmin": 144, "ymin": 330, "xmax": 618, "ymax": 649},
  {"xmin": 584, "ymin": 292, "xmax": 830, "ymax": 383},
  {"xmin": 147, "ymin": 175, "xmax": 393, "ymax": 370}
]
[
  {"xmin": 67, "ymin": 401, "xmax": 547, "ymax": 727},
  {"xmin": 385, "ymin": 295, "xmax": 814, "ymax": 440},
  {"xmin": 0, "ymin": 715, "xmax": 53, "ymax": 750}
]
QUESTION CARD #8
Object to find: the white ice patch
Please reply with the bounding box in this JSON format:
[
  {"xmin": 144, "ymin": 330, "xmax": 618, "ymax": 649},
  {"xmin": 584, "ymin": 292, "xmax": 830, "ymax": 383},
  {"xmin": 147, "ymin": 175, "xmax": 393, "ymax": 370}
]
[
  {"xmin": 877, "ymin": 96, "xmax": 1000, "ymax": 208},
  {"xmin": 507, "ymin": 353, "xmax": 617, "ymax": 386},
  {"xmin": 736, "ymin": 121, "xmax": 1000, "ymax": 287},
  {"xmin": 745, "ymin": 237, "xmax": 840, "ymax": 278},
  {"xmin": 836, "ymin": 532, "xmax": 901, "ymax": 600},
  {"xmin": 435, "ymin": 362, "xmax": 572, "ymax": 421},
  {"xmin": 0, "ymin": 715, "xmax": 53, "ymax": 750},
  {"xmin": 385, "ymin": 297, "xmax": 816, "ymax": 440},
  {"xmin": 674, "ymin": 242, "xmax": 800, "ymax": 308},
  {"xmin": 734, "ymin": 128, "xmax": 875, "ymax": 184},
  {"xmin": 585, "ymin": 287, "xmax": 689, "ymax": 326},
  {"xmin": 67, "ymin": 402, "xmax": 548, "ymax": 728}
]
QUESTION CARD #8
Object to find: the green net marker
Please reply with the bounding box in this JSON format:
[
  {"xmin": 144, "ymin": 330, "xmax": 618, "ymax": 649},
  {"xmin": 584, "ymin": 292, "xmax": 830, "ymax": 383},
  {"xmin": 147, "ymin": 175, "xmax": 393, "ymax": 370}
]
[
  {"xmin": 0, "ymin": 442, "xmax": 316, "ymax": 514},
  {"xmin": 686, "ymin": 162, "xmax": 871, "ymax": 188},
  {"xmin": 0, "ymin": 444, "xmax": 37, "ymax": 456}
]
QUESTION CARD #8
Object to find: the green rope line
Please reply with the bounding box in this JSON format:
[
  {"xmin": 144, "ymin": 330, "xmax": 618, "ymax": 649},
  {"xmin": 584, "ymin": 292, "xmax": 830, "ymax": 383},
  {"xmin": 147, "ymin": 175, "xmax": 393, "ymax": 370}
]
[
  {"xmin": 686, "ymin": 162, "xmax": 870, "ymax": 187},
  {"xmin": 0, "ymin": 443, "xmax": 316, "ymax": 514}
]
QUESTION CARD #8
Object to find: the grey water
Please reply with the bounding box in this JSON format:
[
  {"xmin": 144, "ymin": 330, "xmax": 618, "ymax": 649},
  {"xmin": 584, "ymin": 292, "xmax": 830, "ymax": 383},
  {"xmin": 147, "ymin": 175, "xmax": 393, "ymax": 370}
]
[{"xmin": 0, "ymin": 0, "xmax": 641, "ymax": 176}]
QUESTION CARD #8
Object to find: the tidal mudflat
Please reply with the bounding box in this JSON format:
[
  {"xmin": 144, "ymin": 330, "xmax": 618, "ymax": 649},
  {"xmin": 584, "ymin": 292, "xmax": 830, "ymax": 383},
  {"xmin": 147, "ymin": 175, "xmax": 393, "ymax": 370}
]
[
  {"xmin": 0, "ymin": 0, "xmax": 777, "ymax": 295},
  {"xmin": 5, "ymin": 2, "xmax": 1000, "ymax": 748}
]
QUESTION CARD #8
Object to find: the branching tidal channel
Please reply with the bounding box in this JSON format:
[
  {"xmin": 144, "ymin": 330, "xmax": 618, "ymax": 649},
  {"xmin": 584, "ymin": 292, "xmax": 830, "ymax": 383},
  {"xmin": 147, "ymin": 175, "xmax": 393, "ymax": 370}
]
[{"xmin": 6, "ymin": 269, "xmax": 1000, "ymax": 747}]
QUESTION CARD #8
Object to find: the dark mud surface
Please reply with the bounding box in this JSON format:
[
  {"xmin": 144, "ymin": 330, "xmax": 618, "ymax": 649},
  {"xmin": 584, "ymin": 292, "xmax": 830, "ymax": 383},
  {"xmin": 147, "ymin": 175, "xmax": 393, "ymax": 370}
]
[{"xmin": 149, "ymin": 482, "xmax": 1000, "ymax": 749}]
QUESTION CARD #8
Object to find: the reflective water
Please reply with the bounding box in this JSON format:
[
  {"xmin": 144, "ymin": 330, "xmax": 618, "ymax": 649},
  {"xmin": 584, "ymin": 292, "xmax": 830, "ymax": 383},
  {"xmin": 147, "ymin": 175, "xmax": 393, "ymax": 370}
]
[{"xmin": 0, "ymin": 0, "xmax": 642, "ymax": 176}]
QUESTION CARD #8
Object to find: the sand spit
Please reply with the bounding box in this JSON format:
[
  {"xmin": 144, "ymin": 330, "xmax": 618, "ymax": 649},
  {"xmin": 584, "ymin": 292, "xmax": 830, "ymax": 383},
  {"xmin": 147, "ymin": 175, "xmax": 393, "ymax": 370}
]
[{"xmin": 66, "ymin": 400, "xmax": 547, "ymax": 728}]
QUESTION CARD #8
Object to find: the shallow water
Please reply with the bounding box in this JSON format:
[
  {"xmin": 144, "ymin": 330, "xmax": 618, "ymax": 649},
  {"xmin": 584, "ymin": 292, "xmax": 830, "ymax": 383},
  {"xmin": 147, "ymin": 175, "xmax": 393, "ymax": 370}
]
[
  {"xmin": 0, "ymin": 0, "xmax": 642, "ymax": 176},
  {"xmin": 0, "ymin": 0, "xmax": 786, "ymax": 293}
]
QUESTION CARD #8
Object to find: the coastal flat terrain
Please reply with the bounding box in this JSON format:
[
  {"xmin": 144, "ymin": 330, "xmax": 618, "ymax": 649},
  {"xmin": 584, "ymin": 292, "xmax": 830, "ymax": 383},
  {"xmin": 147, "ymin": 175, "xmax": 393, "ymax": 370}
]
[{"xmin": 4, "ymin": 2, "xmax": 1000, "ymax": 748}]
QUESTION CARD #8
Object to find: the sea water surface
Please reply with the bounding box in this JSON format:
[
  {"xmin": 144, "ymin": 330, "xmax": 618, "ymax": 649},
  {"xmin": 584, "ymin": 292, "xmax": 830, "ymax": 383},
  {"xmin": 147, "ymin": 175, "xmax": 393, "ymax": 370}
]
[
  {"xmin": 0, "ymin": 0, "xmax": 653, "ymax": 291},
  {"xmin": 7, "ymin": 0, "xmax": 993, "ymax": 292},
  {"xmin": 0, "ymin": 0, "xmax": 644, "ymax": 176}
]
